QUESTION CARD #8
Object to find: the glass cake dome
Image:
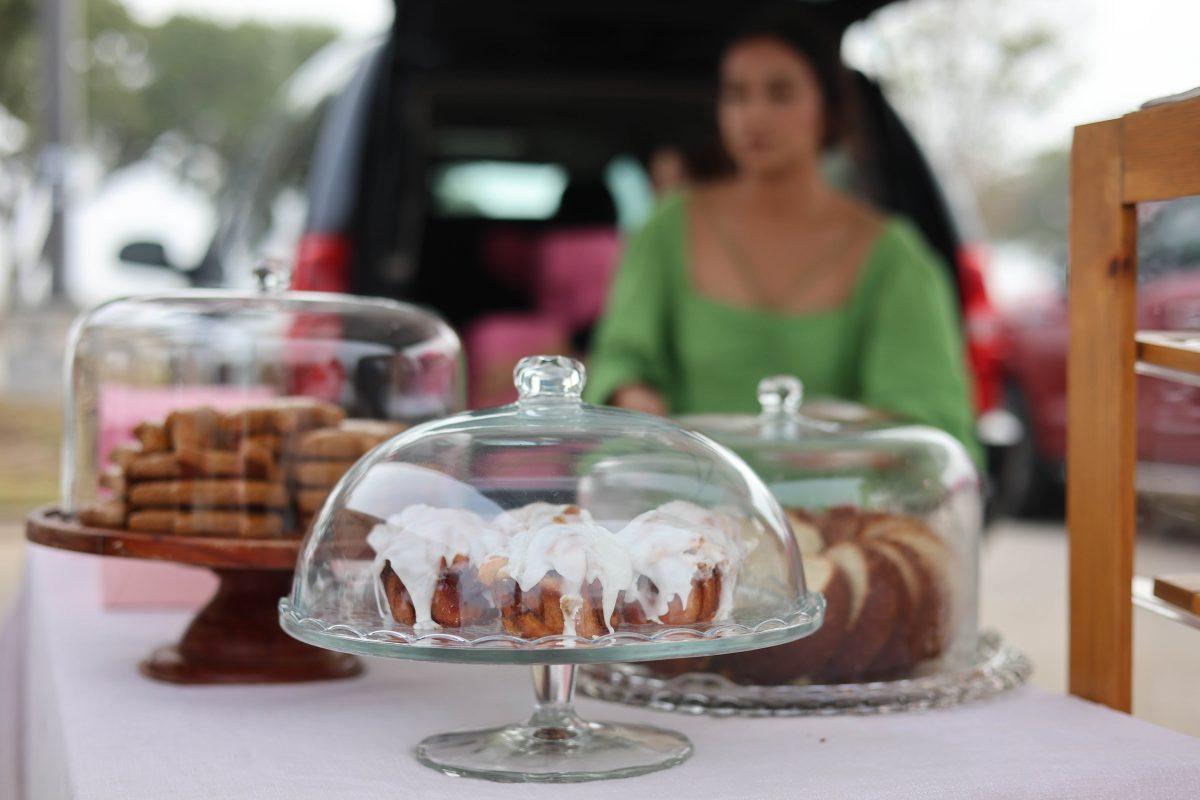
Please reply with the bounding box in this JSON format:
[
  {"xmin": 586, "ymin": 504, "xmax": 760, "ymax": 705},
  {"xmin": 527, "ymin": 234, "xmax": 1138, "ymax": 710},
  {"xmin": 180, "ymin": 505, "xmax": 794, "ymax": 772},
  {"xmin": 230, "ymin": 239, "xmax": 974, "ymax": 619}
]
[
  {"xmin": 61, "ymin": 263, "xmax": 463, "ymax": 539},
  {"xmin": 282, "ymin": 356, "xmax": 822, "ymax": 660},
  {"xmin": 578, "ymin": 375, "xmax": 1003, "ymax": 717},
  {"xmin": 279, "ymin": 356, "xmax": 825, "ymax": 782}
]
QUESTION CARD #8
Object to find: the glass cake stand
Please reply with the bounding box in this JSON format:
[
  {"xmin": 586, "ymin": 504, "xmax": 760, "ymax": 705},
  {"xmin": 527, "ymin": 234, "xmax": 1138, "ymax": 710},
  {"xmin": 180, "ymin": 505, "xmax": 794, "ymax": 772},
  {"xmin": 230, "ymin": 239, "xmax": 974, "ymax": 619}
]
[
  {"xmin": 279, "ymin": 355, "xmax": 827, "ymax": 782},
  {"xmin": 279, "ymin": 593, "xmax": 824, "ymax": 782},
  {"xmin": 577, "ymin": 630, "xmax": 1030, "ymax": 717}
]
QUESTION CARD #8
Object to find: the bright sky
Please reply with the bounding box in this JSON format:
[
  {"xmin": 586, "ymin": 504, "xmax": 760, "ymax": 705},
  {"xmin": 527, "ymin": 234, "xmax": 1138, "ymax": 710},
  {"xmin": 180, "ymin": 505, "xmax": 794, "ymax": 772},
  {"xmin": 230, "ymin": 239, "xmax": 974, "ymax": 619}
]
[
  {"xmin": 122, "ymin": 0, "xmax": 1198, "ymax": 157},
  {"xmin": 1029, "ymin": 0, "xmax": 1200, "ymax": 149},
  {"xmin": 123, "ymin": 0, "xmax": 393, "ymax": 37}
]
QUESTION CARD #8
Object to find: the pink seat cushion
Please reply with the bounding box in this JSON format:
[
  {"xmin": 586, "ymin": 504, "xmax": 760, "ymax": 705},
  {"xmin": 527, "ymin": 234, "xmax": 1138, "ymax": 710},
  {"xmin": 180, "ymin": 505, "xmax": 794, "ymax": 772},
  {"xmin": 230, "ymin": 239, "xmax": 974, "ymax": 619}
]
[
  {"xmin": 463, "ymin": 313, "xmax": 571, "ymax": 408},
  {"xmin": 482, "ymin": 227, "xmax": 539, "ymax": 292},
  {"xmin": 534, "ymin": 228, "xmax": 620, "ymax": 332}
]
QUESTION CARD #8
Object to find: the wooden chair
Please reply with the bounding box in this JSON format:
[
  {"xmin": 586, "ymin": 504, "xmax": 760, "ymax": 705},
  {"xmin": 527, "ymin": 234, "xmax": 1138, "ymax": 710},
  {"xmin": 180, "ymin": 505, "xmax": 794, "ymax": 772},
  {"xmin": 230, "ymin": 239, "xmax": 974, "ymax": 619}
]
[{"xmin": 1068, "ymin": 87, "xmax": 1200, "ymax": 712}]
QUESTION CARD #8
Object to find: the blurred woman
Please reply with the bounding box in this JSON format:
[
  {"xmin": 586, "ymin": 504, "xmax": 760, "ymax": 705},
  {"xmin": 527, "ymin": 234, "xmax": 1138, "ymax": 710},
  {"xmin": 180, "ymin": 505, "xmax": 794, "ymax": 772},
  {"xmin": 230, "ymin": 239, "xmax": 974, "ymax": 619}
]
[{"xmin": 585, "ymin": 12, "xmax": 979, "ymax": 461}]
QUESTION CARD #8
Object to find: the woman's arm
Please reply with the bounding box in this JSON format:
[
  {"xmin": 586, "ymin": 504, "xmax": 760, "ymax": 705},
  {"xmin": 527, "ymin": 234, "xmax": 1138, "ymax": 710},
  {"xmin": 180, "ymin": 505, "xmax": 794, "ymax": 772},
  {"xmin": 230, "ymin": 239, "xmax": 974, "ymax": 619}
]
[
  {"xmin": 859, "ymin": 222, "xmax": 982, "ymax": 465},
  {"xmin": 583, "ymin": 202, "xmax": 677, "ymax": 410}
]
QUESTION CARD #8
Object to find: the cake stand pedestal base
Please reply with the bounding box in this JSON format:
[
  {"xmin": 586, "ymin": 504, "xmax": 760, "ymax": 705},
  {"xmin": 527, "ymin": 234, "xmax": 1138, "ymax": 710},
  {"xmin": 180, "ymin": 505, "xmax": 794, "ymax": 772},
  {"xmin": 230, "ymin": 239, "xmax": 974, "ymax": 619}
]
[
  {"xmin": 416, "ymin": 664, "xmax": 692, "ymax": 782},
  {"xmin": 140, "ymin": 568, "xmax": 363, "ymax": 685}
]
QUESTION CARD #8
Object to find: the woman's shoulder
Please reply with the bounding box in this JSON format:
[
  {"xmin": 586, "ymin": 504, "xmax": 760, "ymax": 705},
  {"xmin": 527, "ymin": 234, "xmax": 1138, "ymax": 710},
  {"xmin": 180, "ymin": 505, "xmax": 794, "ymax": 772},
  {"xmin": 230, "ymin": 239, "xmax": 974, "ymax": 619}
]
[
  {"xmin": 850, "ymin": 214, "xmax": 957, "ymax": 314},
  {"xmin": 637, "ymin": 191, "xmax": 690, "ymax": 234},
  {"xmin": 873, "ymin": 214, "xmax": 939, "ymax": 261},
  {"xmin": 866, "ymin": 214, "xmax": 948, "ymax": 281}
]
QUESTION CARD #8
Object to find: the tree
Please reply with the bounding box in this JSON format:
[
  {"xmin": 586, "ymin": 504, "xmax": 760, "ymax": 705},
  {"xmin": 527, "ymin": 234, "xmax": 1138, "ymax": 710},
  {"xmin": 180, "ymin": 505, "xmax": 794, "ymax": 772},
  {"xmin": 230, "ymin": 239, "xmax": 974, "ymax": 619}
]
[
  {"xmin": 85, "ymin": 12, "xmax": 337, "ymax": 169},
  {"xmin": 845, "ymin": 0, "xmax": 1075, "ymax": 199},
  {"xmin": 0, "ymin": 0, "xmax": 39, "ymax": 132},
  {"xmin": 0, "ymin": 0, "xmax": 337, "ymax": 186}
]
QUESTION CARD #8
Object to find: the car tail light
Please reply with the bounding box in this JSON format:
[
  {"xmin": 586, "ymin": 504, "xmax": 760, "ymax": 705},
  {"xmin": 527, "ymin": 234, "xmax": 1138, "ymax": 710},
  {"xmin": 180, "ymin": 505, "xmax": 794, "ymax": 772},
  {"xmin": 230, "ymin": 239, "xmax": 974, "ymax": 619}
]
[
  {"xmin": 293, "ymin": 232, "xmax": 352, "ymax": 293},
  {"xmin": 287, "ymin": 232, "xmax": 351, "ymax": 399},
  {"xmin": 957, "ymin": 244, "xmax": 1005, "ymax": 414}
]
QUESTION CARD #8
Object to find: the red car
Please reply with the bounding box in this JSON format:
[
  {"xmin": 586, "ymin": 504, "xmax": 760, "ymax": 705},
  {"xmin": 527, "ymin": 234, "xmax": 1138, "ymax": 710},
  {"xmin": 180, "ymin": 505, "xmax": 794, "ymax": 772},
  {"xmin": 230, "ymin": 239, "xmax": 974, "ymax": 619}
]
[{"xmin": 997, "ymin": 196, "xmax": 1200, "ymax": 515}]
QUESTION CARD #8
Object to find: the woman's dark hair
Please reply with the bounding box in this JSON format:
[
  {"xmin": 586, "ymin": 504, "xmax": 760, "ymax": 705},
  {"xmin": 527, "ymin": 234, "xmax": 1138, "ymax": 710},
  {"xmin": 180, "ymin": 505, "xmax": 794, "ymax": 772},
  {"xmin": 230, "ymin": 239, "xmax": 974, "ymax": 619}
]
[{"xmin": 721, "ymin": 6, "xmax": 849, "ymax": 150}]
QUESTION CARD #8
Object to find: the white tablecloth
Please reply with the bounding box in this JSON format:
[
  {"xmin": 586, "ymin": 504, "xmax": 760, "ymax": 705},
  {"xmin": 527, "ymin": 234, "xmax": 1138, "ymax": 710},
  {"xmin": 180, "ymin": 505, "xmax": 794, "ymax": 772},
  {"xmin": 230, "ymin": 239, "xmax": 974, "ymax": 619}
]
[{"xmin": 6, "ymin": 546, "xmax": 1200, "ymax": 800}]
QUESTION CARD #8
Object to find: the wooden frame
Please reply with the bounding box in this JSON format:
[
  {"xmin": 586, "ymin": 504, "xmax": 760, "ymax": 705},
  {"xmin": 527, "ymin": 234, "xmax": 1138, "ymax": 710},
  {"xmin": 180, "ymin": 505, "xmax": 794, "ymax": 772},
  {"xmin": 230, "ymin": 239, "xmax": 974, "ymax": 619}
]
[{"xmin": 1068, "ymin": 91, "xmax": 1200, "ymax": 712}]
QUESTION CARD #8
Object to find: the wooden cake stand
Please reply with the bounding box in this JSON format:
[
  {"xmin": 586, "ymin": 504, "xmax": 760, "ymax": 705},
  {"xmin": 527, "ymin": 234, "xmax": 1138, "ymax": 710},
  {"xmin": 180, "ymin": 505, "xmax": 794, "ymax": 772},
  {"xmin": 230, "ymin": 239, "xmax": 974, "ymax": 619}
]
[{"xmin": 26, "ymin": 505, "xmax": 363, "ymax": 685}]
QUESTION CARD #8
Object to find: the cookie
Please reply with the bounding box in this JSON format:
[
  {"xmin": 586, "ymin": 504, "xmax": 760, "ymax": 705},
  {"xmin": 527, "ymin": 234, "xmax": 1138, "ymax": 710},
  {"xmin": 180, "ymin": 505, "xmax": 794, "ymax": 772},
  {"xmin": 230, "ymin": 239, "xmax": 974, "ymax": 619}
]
[
  {"xmin": 127, "ymin": 509, "xmax": 284, "ymax": 538},
  {"xmin": 177, "ymin": 441, "xmax": 279, "ymax": 480},
  {"xmin": 127, "ymin": 453, "xmax": 184, "ymax": 481},
  {"xmin": 328, "ymin": 507, "xmax": 381, "ymax": 558},
  {"xmin": 242, "ymin": 433, "xmax": 283, "ymax": 456},
  {"xmin": 338, "ymin": 418, "xmax": 407, "ymax": 439},
  {"xmin": 220, "ymin": 398, "xmax": 346, "ymax": 437},
  {"xmin": 289, "ymin": 460, "xmax": 356, "ymax": 488},
  {"xmin": 99, "ymin": 464, "xmax": 126, "ymax": 494},
  {"xmin": 165, "ymin": 406, "xmax": 224, "ymax": 449},
  {"xmin": 128, "ymin": 479, "xmax": 288, "ymax": 509},
  {"xmin": 288, "ymin": 428, "xmax": 380, "ymax": 461},
  {"xmin": 133, "ymin": 421, "xmax": 169, "ymax": 453},
  {"xmin": 296, "ymin": 487, "xmax": 330, "ymax": 514},
  {"xmin": 126, "ymin": 442, "xmax": 277, "ymax": 481},
  {"xmin": 77, "ymin": 499, "xmax": 126, "ymax": 529},
  {"xmin": 108, "ymin": 442, "xmax": 142, "ymax": 470}
]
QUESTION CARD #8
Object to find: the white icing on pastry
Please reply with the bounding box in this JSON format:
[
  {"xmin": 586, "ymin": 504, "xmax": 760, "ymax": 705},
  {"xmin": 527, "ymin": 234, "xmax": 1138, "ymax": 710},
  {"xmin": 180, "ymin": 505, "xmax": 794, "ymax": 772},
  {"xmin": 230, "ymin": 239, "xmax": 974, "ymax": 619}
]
[
  {"xmin": 501, "ymin": 519, "xmax": 634, "ymax": 637},
  {"xmin": 493, "ymin": 502, "xmax": 594, "ymax": 536},
  {"xmin": 617, "ymin": 504, "xmax": 742, "ymax": 621},
  {"xmin": 655, "ymin": 500, "xmax": 758, "ymax": 561},
  {"xmin": 368, "ymin": 504, "xmax": 506, "ymax": 631}
]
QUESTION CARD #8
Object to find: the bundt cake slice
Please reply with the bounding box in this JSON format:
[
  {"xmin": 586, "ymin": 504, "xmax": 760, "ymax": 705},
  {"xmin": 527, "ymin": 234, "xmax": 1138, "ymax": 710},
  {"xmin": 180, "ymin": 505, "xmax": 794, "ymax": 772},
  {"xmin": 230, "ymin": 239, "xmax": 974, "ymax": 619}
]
[
  {"xmin": 719, "ymin": 553, "xmax": 850, "ymax": 685},
  {"xmin": 818, "ymin": 541, "xmax": 902, "ymax": 682}
]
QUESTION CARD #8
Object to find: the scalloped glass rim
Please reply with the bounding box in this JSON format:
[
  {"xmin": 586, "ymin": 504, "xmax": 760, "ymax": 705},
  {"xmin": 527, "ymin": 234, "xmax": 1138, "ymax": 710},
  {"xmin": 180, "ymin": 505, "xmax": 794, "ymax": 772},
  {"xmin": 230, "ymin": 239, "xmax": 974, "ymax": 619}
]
[
  {"xmin": 576, "ymin": 630, "xmax": 1030, "ymax": 716},
  {"xmin": 277, "ymin": 592, "xmax": 825, "ymax": 665}
]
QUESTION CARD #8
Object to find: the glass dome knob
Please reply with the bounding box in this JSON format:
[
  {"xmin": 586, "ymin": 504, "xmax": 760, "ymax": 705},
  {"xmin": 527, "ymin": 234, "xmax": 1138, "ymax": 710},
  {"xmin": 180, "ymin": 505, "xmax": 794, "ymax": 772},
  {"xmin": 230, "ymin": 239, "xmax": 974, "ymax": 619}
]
[
  {"xmin": 253, "ymin": 259, "xmax": 293, "ymax": 294},
  {"xmin": 758, "ymin": 375, "xmax": 803, "ymax": 417},
  {"xmin": 515, "ymin": 355, "xmax": 586, "ymax": 404}
]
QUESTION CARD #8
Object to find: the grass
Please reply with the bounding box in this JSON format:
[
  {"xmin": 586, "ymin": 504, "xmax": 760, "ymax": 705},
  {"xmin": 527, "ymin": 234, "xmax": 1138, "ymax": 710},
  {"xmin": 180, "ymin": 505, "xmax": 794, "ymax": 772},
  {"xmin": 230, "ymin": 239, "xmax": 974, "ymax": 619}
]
[{"xmin": 0, "ymin": 396, "xmax": 62, "ymax": 523}]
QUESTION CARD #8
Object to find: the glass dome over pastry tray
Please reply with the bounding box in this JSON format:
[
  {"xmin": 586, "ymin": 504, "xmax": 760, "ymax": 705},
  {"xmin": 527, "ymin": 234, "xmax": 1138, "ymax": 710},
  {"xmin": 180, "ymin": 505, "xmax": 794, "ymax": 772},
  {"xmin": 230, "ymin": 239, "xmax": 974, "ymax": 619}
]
[
  {"xmin": 580, "ymin": 375, "xmax": 1029, "ymax": 716},
  {"xmin": 279, "ymin": 357, "xmax": 824, "ymax": 782},
  {"xmin": 27, "ymin": 262, "xmax": 465, "ymax": 685}
]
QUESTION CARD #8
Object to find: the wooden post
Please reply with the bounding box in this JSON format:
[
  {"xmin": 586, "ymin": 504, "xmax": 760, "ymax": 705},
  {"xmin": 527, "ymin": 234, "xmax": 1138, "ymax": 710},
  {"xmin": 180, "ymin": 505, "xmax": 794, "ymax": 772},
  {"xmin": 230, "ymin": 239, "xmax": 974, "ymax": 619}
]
[{"xmin": 1066, "ymin": 119, "xmax": 1138, "ymax": 712}]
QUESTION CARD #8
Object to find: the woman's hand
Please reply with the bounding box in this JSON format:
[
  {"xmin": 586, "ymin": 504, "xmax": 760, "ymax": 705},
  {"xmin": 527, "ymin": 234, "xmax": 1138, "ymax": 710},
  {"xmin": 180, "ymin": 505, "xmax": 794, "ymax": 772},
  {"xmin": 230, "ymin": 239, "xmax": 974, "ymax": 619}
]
[{"xmin": 611, "ymin": 384, "xmax": 668, "ymax": 416}]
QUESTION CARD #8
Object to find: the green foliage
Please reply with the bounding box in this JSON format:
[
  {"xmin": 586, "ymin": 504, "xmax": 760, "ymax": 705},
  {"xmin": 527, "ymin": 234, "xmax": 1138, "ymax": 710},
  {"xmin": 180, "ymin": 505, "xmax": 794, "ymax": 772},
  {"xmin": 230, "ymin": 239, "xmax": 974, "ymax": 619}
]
[
  {"xmin": 88, "ymin": 12, "xmax": 337, "ymax": 166},
  {"xmin": 0, "ymin": 0, "xmax": 39, "ymax": 128},
  {"xmin": 1, "ymin": 0, "xmax": 337, "ymax": 173}
]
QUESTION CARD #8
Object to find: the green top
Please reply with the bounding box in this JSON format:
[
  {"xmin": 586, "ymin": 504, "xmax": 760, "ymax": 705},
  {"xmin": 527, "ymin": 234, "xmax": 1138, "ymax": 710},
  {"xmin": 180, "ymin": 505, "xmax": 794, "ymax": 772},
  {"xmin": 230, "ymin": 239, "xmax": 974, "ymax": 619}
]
[{"xmin": 584, "ymin": 194, "xmax": 981, "ymax": 463}]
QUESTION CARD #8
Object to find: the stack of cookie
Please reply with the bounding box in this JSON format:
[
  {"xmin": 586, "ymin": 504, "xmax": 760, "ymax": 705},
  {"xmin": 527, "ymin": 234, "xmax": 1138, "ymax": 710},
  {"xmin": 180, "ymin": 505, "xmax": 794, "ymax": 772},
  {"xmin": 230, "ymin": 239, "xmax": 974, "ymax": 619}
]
[
  {"xmin": 77, "ymin": 398, "xmax": 407, "ymax": 539},
  {"xmin": 286, "ymin": 419, "xmax": 408, "ymax": 532}
]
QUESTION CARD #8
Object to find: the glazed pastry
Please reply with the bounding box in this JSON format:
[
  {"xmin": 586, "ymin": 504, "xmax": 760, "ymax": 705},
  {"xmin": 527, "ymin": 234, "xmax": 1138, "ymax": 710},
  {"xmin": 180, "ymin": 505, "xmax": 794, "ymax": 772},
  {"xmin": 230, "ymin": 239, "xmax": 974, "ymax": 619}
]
[
  {"xmin": 615, "ymin": 504, "xmax": 740, "ymax": 625},
  {"xmin": 654, "ymin": 500, "xmax": 757, "ymax": 561},
  {"xmin": 367, "ymin": 505, "xmax": 506, "ymax": 631},
  {"xmin": 493, "ymin": 502, "xmax": 593, "ymax": 535},
  {"xmin": 479, "ymin": 517, "xmax": 633, "ymax": 639}
]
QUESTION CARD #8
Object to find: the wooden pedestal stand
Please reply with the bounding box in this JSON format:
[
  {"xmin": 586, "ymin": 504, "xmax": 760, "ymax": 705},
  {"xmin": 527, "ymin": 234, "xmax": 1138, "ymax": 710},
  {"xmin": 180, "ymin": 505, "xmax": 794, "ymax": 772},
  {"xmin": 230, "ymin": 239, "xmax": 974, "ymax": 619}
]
[{"xmin": 26, "ymin": 505, "xmax": 362, "ymax": 685}]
